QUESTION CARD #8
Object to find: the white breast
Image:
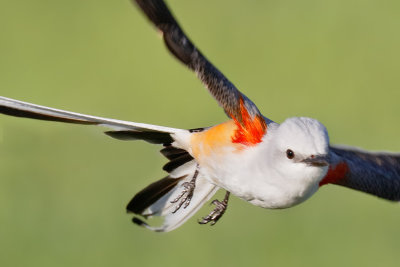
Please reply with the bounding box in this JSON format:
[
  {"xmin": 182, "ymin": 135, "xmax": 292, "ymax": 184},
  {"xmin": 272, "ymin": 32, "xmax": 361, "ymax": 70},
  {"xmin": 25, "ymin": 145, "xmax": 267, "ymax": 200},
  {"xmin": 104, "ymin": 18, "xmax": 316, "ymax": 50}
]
[{"xmin": 198, "ymin": 139, "xmax": 322, "ymax": 209}]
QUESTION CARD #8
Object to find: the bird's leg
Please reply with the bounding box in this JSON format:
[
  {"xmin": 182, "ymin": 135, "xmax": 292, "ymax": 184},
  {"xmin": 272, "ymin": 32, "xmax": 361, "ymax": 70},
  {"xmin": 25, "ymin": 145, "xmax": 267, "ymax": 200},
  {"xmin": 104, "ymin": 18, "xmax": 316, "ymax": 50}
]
[
  {"xmin": 171, "ymin": 168, "xmax": 199, "ymax": 213},
  {"xmin": 199, "ymin": 191, "xmax": 230, "ymax": 226}
]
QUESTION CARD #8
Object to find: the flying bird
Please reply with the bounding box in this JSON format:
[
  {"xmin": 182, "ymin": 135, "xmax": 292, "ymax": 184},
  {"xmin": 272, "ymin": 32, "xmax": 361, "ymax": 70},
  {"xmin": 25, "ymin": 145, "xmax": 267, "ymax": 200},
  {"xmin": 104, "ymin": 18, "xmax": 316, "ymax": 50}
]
[{"xmin": 1, "ymin": 0, "xmax": 399, "ymax": 232}]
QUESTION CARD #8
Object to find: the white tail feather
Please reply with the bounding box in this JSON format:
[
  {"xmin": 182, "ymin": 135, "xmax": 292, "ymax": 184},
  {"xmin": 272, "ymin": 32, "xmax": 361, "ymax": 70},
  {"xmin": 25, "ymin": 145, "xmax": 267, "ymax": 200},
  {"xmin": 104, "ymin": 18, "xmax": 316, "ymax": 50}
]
[
  {"xmin": 140, "ymin": 174, "xmax": 219, "ymax": 232},
  {"xmin": 0, "ymin": 96, "xmax": 183, "ymax": 134}
]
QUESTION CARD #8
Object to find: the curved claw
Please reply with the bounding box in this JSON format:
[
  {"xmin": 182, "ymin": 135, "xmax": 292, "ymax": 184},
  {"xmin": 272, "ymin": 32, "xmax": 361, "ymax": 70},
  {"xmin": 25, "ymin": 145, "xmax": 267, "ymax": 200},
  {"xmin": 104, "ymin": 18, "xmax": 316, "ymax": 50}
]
[
  {"xmin": 171, "ymin": 170, "xmax": 198, "ymax": 213},
  {"xmin": 198, "ymin": 191, "xmax": 230, "ymax": 226}
]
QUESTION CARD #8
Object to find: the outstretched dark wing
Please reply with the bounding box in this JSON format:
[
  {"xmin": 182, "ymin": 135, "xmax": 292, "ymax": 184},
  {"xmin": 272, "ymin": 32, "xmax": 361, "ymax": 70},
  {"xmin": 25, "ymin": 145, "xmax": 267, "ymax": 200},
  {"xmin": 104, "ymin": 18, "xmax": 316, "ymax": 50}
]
[
  {"xmin": 133, "ymin": 0, "xmax": 269, "ymax": 137},
  {"xmin": 320, "ymin": 145, "xmax": 400, "ymax": 201}
]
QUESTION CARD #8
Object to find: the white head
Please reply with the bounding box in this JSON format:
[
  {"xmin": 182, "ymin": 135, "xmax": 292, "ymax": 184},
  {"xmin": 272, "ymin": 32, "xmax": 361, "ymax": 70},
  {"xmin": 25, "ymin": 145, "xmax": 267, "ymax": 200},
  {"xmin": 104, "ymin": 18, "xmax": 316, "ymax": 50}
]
[{"xmin": 265, "ymin": 117, "xmax": 330, "ymax": 203}]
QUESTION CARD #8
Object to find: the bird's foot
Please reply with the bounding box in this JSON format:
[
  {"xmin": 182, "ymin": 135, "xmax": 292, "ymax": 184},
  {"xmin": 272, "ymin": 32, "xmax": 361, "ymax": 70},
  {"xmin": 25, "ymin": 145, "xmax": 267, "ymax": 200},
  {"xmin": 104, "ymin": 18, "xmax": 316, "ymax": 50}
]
[
  {"xmin": 171, "ymin": 170, "xmax": 198, "ymax": 213},
  {"xmin": 199, "ymin": 191, "xmax": 230, "ymax": 226}
]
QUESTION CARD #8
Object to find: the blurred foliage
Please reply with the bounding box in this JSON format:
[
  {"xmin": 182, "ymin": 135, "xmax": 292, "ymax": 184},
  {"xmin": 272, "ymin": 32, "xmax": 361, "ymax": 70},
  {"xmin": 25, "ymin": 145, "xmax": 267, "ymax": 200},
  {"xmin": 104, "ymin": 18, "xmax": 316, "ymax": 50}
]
[{"xmin": 1, "ymin": 0, "xmax": 400, "ymax": 266}]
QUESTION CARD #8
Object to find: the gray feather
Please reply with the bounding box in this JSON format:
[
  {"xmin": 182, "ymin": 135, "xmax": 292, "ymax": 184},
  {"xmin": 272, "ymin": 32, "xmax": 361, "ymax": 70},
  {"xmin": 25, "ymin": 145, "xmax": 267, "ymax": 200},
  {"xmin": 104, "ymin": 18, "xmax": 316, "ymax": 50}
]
[
  {"xmin": 330, "ymin": 145, "xmax": 400, "ymax": 201},
  {"xmin": 133, "ymin": 0, "xmax": 268, "ymax": 125}
]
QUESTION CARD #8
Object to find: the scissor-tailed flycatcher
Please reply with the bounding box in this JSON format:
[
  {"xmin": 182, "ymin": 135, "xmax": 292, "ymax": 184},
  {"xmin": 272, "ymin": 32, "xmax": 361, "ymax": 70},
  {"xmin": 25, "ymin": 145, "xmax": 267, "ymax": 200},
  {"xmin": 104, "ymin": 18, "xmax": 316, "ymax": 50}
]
[{"xmin": 1, "ymin": 0, "xmax": 399, "ymax": 232}]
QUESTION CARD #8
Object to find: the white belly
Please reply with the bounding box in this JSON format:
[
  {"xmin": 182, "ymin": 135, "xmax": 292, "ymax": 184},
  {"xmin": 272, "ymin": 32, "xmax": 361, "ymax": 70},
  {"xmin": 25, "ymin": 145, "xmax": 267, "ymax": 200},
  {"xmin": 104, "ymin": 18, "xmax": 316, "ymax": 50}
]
[{"xmin": 206, "ymin": 168, "xmax": 319, "ymax": 209}]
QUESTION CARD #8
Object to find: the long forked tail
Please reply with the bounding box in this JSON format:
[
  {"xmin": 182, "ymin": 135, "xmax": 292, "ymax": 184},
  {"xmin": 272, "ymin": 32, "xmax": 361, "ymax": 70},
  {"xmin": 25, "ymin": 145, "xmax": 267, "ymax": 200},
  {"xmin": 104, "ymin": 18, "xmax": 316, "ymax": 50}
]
[
  {"xmin": 0, "ymin": 96, "xmax": 219, "ymax": 232},
  {"xmin": 0, "ymin": 96, "xmax": 182, "ymax": 143}
]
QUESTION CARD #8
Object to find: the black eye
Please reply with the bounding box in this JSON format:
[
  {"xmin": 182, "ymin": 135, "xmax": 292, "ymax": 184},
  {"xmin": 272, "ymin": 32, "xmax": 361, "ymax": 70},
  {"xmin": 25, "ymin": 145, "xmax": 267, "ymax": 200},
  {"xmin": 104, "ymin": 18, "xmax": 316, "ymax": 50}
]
[{"xmin": 286, "ymin": 149, "xmax": 295, "ymax": 159}]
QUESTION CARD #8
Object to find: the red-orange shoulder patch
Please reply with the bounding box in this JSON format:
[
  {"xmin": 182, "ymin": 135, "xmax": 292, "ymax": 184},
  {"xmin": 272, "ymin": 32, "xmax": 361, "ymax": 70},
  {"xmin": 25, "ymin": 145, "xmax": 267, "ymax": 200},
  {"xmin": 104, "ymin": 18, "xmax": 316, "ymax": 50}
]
[
  {"xmin": 319, "ymin": 162, "xmax": 349, "ymax": 186},
  {"xmin": 231, "ymin": 97, "xmax": 267, "ymax": 146}
]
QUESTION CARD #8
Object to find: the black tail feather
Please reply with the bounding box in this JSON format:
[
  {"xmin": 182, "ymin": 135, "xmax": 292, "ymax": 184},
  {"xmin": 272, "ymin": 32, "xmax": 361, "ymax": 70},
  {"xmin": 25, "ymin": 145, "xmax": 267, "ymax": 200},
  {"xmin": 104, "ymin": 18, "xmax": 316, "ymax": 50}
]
[
  {"xmin": 0, "ymin": 105, "xmax": 96, "ymax": 125},
  {"xmin": 105, "ymin": 130, "xmax": 174, "ymax": 144},
  {"xmin": 162, "ymin": 154, "xmax": 193, "ymax": 173},
  {"xmin": 160, "ymin": 146, "xmax": 188, "ymax": 160},
  {"xmin": 127, "ymin": 144, "xmax": 195, "ymax": 215},
  {"xmin": 127, "ymin": 175, "xmax": 185, "ymax": 214}
]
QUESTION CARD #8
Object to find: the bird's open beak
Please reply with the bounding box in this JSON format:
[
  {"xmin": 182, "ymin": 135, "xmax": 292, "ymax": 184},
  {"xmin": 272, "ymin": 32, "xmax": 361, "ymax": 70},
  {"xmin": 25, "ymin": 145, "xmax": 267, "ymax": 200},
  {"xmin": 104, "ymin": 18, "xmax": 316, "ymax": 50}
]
[{"xmin": 302, "ymin": 155, "xmax": 329, "ymax": 167}]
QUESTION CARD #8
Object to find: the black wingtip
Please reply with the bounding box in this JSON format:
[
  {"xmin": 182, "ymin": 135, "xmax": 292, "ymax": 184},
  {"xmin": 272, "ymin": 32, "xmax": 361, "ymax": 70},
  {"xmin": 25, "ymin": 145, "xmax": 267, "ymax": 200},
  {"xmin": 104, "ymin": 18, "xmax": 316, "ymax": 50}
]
[{"xmin": 134, "ymin": 0, "xmax": 177, "ymax": 27}]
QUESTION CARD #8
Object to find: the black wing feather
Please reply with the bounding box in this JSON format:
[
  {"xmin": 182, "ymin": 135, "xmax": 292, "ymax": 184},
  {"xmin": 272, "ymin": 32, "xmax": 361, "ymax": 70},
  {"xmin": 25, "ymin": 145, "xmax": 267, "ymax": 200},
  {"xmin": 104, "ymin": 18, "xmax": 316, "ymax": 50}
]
[
  {"xmin": 330, "ymin": 146, "xmax": 400, "ymax": 201},
  {"xmin": 133, "ymin": 0, "xmax": 267, "ymax": 125}
]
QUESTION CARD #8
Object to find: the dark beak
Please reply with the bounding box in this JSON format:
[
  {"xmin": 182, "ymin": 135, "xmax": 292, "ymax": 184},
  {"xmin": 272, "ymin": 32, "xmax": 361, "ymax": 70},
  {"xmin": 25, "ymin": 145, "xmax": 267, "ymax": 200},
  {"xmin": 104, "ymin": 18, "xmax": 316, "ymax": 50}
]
[{"xmin": 302, "ymin": 155, "xmax": 329, "ymax": 167}]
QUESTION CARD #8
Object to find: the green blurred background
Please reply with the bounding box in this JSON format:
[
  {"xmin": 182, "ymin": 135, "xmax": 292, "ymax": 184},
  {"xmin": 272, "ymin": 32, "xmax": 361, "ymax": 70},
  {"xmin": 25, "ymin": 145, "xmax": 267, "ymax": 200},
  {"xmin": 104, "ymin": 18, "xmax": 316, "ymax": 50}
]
[{"xmin": 1, "ymin": 0, "xmax": 399, "ymax": 266}]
